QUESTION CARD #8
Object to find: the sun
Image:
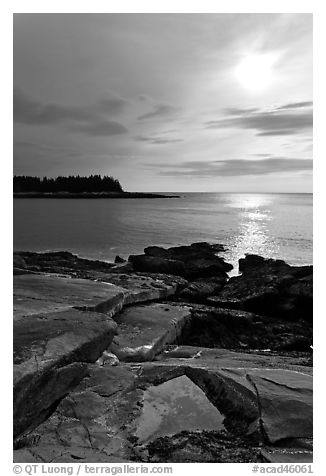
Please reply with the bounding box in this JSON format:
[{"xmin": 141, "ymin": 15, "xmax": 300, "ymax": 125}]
[{"xmin": 234, "ymin": 53, "xmax": 278, "ymax": 93}]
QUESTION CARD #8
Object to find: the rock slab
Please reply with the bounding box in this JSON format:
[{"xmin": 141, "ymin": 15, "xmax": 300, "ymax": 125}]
[
  {"xmin": 109, "ymin": 303, "xmax": 192, "ymax": 361},
  {"xmin": 14, "ymin": 274, "xmax": 126, "ymax": 320},
  {"xmin": 14, "ymin": 363, "xmax": 312, "ymax": 463},
  {"xmin": 14, "ymin": 308, "xmax": 117, "ymax": 440}
]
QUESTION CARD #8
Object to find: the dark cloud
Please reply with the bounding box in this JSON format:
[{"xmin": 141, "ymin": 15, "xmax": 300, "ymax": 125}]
[
  {"xmin": 205, "ymin": 102, "xmax": 312, "ymax": 136},
  {"xmin": 277, "ymin": 101, "xmax": 313, "ymax": 110},
  {"xmin": 253, "ymin": 153, "xmax": 272, "ymax": 157},
  {"xmin": 14, "ymin": 140, "xmax": 81, "ymax": 157},
  {"xmin": 256, "ymin": 130, "xmax": 298, "ymax": 136},
  {"xmin": 97, "ymin": 96, "xmax": 129, "ymax": 115},
  {"xmin": 13, "ymin": 89, "xmax": 128, "ymax": 136},
  {"xmin": 137, "ymin": 94, "xmax": 151, "ymax": 102},
  {"xmin": 148, "ymin": 157, "xmax": 312, "ymax": 177},
  {"xmin": 137, "ymin": 104, "xmax": 179, "ymax": 121},
  {"xmin": 70, "ymin": 121, "xmax": 128, "ymax": 136},
  {"xmin": 223, "ymin": 107, "xmax": 260, "ymax": 116},
  {"xmin": 134, "ymin": 135, "xmax": 183, "ymax": 144}
]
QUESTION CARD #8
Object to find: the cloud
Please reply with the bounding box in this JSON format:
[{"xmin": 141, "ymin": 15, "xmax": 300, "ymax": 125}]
[
  {"xmin": 70, "ymin": 120, "xmax": 128, "ymax": 136},
  {"xmin": 137, "ymin": 104, "xmax": 179, "ymax": 121},
  {"xmin": 223, "ymin": 107, "xmax": 260, "ymax": 116},
  {"xmin": 97, "ymin": 96, "xmax": 129, "ymax": 115},
  {"xmin": 137, "ymin": 94, "xmax": 152, "ymax": 102},
  {"xmin": 134, "ymin": 135, "xmax": 183, "ymax": 145},
  {"xmin": 256, "ymin": 130, "xmax": 298, "ymax": 136},
  {"xmin": 277, "ymin": 101, "xmax": 313, "ymax": 110},
  {"xmin": 146, "ymin": 157, "xmax": 312, "ymax": 177},
  {"xmin": 13, "ymin": 89, "xmax": 129, "ymax": 136},
  {"xmin": 205, "ymin": 101, "xmax": 312, "ymax": 136},
  {"xmin": 253, "ymin": 153, "xmax": 272, "ymax": 157},
  {"xmin": 14, "ymin": 140, "xmax": 81, "ymax": 157}
]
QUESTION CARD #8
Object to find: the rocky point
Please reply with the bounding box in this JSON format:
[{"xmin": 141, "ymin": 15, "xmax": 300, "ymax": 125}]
[{"xmin": 13, "ymin": 243, "xmax": 313, "ymax": 463}]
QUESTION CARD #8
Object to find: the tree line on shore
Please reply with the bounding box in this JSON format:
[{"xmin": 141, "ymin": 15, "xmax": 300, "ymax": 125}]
[{"xmin": 13, "ymin": 174, "xmax": 124, "ymax": 193}]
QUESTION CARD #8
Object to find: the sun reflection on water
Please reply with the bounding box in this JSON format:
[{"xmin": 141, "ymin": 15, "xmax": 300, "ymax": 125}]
[
  {"xmin": 225, "ymin": 194, "xmax": 273, "ymax": 210},
  {"xmin": 222, "ymin": 195, "xmax": 280, "ymax": 272}
]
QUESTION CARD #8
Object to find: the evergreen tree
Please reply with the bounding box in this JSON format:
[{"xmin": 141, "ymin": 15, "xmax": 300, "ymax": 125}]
[{"xmin": 13, "ymin": 174, "xmax": 124, "ymax": 193}]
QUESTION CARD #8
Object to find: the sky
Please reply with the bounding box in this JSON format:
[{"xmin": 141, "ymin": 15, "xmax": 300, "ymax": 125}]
[{"xmin": 13, "ymin": 13, "xmax": 312, "ymax": 192}]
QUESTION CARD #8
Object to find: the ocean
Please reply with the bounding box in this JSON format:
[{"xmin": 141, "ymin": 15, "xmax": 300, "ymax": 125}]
[{"xmin": 13, "ymin": 193, "xmax": 313, "ymax": 271}]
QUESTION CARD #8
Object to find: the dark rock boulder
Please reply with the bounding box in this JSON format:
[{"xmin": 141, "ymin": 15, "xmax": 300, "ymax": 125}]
[
  {"xmin": 238, "ymin": 254, "xmax": 289, "ymax": 274},
  {"xmin": 145, "ymin": 242, "xmax": 229, "ymax": 266},
  {"xmin": 183, "ymin": 256, "xmax": 231, "ymax": 279},
  {"xmin": 132, "ymin": 242, "xmax": 232, "ymax": 279},
  {"xmin": 14, "ymin": 251, "xmax": 116, "ymax": 278},
  {"xmin": 209, "ymin": 254, "xmax": 312, "ymax": 321},
  {"xmin": 110, "ymin": 262, "xmax": 134, "ymax": 273},
  {"xmin": 128, "ymin": 255, "xmax": 186, "ymax": 276},
  {"xmin": 144, "ymin": 242, "xmax": 226, "ymax": 259},
  {"xmin": 13, "ymin": 255, "xmax": 30, "ymax": 275},
  {"xmin": 114, "ymin": 255, "xmax": 126, "ymax": 263},
  {"xmin": 178, "ymin": 276, "xmax": 226, "ymax": 302},
  {"xmin": 13, "ymin": 255, "xmax": 27, "ymax": 269},
  {"xmin": 178, "ymin": 305, "xmax": 312, "ymax": 352},
  {"xmin": 189, "ymin": 242, "xmax": 225, "ymax": 253},
  {"xmin": 143, "ymin": 246, "xmax": 170, "ymax": 259}
]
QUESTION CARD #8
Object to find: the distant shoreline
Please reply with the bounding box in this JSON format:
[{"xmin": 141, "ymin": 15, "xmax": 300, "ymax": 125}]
[{"xmin": 13, "ymin": 192, "xmax": 180, "ymax": 199}]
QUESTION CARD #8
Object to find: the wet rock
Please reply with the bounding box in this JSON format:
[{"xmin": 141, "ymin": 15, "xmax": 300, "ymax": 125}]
[
  {"xmin": 16, "ymin": 362, "xmax": 312, "ymax": 462},
  {"xmin": 135, "ymin": 364, "xmax": 261, "ymax": 433},
  {"xmin": 185, "ymin": 367, "xmax": 312, "ymax": 443},
  {"xmin": 134, "ymin": 375, "xmax": 225, "ymax": 444},
  {"xmin": 209, "ymin": 254, "xmax": 313, "ymax": 321},
  {"xmin": 15, "ymin": 356, "xmax": 312, "ymax": 462},
  {"xmin": 12, "ymin": 248, "xmax": 313, "ymax": 463},
  {"xmin": 130, "ymin": 242, "xmax": 232, "ymax": 279}
]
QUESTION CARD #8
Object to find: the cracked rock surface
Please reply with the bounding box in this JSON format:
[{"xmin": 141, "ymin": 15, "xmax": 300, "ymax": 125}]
[{"xmin": 13, "ymin": 244, "xmax": 313, "ymax": 463}]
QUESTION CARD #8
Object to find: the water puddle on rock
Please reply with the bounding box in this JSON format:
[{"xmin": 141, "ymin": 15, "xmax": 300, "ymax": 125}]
[{"xmin": 135, "ymin": 375, "xmax": 225, "ymax": 444}]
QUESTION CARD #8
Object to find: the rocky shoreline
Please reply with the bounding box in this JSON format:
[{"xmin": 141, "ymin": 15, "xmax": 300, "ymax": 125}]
[{"xmin": 13, "ymin": 243, "xmax": 313, "ymax": 463}]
